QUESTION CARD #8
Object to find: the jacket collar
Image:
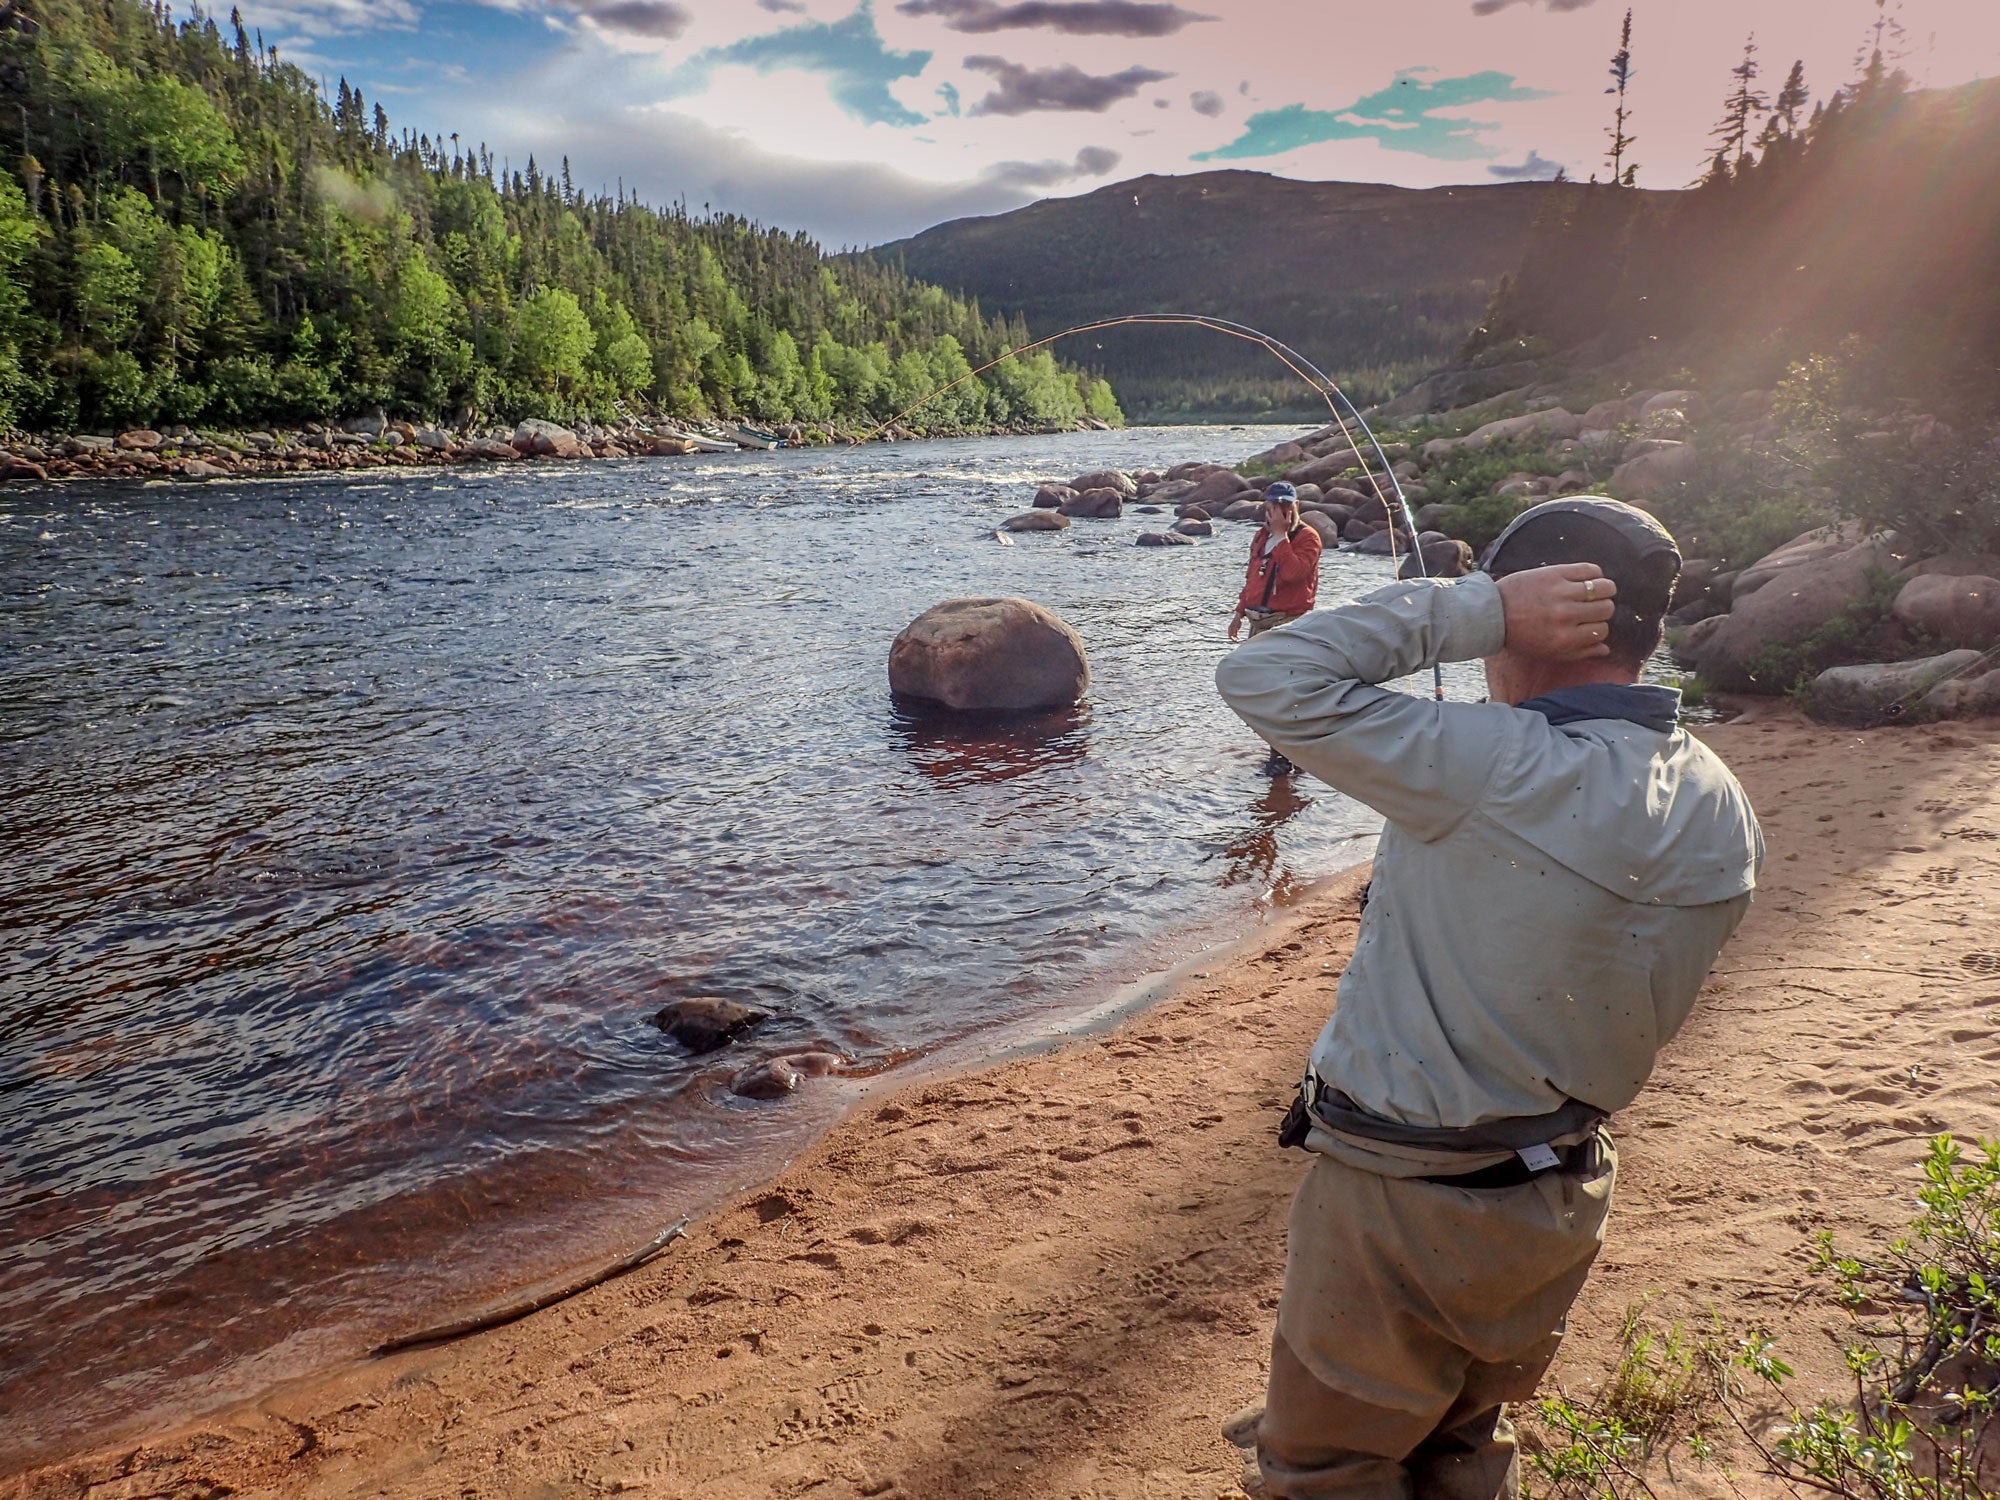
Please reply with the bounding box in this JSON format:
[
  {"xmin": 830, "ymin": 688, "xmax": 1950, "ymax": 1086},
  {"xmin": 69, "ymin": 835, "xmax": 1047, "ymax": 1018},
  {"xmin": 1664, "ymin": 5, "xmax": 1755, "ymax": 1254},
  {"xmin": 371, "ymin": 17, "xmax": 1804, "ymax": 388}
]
[{"xmin": 1517, "ymin": 682, "xmax": 1681, "ymax": 733}]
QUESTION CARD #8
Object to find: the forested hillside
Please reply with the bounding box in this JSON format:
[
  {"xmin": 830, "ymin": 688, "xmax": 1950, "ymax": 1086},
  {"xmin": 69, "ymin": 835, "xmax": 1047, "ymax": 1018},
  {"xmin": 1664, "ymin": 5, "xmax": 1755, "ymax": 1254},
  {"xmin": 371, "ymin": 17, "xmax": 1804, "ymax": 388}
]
[
  {"xmin": 1465, "ymin": 70, "xmax": 2000, "ymax": 418},
  {"xmin": 869, "ymin": 173, "xmax": 1609, "ymax": 419},
  {"xmin": 0, "ymin": 0, "xmax": 1119, "ymax": 434}
]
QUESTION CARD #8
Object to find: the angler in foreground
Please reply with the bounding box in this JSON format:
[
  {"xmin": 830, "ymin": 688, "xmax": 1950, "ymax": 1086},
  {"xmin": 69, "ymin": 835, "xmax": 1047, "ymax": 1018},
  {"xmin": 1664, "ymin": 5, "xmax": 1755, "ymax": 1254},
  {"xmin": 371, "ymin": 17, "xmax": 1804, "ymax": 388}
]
[{"xmin": 1215, "ymin": 498, "xmax": 1764, "ymax": 1500}]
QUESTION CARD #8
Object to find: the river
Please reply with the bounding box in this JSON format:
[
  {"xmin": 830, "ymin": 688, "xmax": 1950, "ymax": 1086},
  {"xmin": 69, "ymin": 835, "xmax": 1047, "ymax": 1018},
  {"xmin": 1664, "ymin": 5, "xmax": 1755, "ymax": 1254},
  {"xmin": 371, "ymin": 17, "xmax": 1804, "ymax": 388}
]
[{"xmin": 0, "ymin": 425, "xmax": 1484, "ymax": 1469}]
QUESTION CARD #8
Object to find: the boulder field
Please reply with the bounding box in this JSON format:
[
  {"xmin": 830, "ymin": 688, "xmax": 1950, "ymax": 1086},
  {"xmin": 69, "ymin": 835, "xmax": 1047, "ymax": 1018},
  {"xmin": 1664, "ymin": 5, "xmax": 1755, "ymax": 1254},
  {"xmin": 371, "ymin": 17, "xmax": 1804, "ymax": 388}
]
[{"xmin": 1005, "ymin": 462, "xmax": 1472, "ymax": 578}]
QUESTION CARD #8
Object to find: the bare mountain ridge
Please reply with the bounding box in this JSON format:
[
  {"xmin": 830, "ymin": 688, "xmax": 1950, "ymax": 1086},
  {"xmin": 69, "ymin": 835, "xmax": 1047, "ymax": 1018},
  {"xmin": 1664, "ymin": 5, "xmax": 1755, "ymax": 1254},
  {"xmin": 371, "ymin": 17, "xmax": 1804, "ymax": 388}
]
[{"xmin": 869, "ymin": 171, "xmax": 1658, "ymax": 418}]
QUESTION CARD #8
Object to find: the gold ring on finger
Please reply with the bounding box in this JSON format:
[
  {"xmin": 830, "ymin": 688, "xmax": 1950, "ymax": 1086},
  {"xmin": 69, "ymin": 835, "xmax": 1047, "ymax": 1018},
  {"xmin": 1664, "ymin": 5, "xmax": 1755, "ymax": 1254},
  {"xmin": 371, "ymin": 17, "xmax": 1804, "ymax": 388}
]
[{"xmin": 1583, "ymin": 579, "xmax": 1595, "ymax": 599}]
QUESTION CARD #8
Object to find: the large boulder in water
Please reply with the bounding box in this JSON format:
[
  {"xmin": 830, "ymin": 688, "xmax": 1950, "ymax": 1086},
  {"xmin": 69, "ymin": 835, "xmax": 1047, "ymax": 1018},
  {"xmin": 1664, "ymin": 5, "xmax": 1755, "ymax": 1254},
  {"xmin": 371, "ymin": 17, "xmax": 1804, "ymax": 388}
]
[{"xmin": 889, "ymin": 597, "xmax": 1089, "ymax": 712}]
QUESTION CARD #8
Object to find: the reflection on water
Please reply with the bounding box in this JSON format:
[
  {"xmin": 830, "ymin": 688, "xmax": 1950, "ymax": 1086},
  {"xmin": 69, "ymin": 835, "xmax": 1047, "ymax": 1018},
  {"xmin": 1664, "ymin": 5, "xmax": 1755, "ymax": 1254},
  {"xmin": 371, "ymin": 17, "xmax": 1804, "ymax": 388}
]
[
  {"xmin": 0, "ymin": 427, "xmax": 1484, "ymax": 1468},
  {"xmin": 1218, "ymin": 777, "xmax": 1319, "ymax": 899},
  {"xmin": 891, "ymin": 702, "xmax": 1091, "ymax": 786}
]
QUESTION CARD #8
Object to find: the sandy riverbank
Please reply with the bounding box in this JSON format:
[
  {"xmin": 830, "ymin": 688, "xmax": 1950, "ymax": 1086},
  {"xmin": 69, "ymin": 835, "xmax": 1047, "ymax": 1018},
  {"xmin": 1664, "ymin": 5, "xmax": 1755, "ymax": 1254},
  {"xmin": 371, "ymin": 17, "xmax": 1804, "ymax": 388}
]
[{"xmin": 9, "ymin": 707, "xmax": 2000, "ymax": 1500}]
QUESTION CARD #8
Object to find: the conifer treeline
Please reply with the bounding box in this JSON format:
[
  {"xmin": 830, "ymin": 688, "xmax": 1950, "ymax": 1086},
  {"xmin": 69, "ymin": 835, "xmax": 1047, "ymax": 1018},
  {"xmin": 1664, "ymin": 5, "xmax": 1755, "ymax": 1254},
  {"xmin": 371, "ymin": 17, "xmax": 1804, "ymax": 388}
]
[
  {"xmin": 0, "ymin": 0, "xmax": 1122, "ymax": 432},
  {"xmin": 1466, "ymin": 50, "xmax": 2000, "ymax": 416}
]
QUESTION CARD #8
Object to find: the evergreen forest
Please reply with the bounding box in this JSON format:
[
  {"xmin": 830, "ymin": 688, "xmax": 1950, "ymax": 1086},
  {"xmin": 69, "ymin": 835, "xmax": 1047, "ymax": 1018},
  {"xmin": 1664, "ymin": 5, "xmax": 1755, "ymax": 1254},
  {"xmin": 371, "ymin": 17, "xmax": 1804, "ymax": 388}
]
[
  {"xmin": 0, "ymin": 0, "xmax": 1122, "ymax": 435},
  {"xmin": 1465, "ymin": 52, "xmax": 2000, "ymax": 423}
]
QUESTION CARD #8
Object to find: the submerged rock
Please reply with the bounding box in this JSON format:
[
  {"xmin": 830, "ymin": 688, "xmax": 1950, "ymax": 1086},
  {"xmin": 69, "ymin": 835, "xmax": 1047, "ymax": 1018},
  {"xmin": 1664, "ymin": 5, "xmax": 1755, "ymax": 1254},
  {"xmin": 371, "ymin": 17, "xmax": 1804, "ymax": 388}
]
[
  {"xmin": 1135, "ymin": 530, "xmax": 1194, "ymax": 547},
  {"xmin": 888, "ymin": 597, "xmax": 1089, "ymax": 712},
  {"xmin": 731, "ymin": 1051, "xmax": 846, "ymax": 1100},
  {"xmin": 655, "ymin": 997, "xmax": 772, "ymax": 1054},
  {"xmin": 1001, "ymin": 510, "xmax": 1070, "ymax": 532}
]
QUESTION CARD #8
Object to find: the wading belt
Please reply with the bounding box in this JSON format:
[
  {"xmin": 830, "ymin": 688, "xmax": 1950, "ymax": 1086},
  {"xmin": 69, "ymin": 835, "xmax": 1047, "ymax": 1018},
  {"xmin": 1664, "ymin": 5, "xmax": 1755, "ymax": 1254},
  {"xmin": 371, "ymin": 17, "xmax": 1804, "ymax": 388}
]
[{"xmin": 1279, "ymin": 1073, "xmax": 1608, "ymax": 1189}]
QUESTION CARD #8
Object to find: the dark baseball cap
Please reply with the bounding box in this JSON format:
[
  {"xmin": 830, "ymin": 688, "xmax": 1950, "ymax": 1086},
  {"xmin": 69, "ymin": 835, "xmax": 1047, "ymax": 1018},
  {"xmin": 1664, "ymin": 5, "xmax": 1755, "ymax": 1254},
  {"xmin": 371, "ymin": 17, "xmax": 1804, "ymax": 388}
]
[
  {"xmin": 1265, "ymin": 481, "xmax": 1299, "ymax": 505},
  {"xmin": 1481, "ymin": 496, "xmax": 1679, "ymax": 576}
]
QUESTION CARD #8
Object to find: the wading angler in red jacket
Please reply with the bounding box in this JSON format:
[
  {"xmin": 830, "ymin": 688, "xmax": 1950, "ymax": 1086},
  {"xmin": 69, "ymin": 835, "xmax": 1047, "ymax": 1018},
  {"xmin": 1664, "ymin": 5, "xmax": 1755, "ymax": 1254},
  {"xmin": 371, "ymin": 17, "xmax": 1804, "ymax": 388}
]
[{"xmin": 1228, "ymin": 481, "xmax": 1324, "ymax": 774}]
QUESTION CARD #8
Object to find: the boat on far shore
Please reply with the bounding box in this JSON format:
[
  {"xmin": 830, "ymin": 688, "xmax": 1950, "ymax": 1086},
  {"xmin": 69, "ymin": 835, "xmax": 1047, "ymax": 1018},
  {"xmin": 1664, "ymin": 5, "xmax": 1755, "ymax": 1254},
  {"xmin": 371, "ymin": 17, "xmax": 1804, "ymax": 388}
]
[
  {"xmin": 730, "ymin": 425, "xmax": 785, "ymax": 450},
  {"xmin": 655, "ymin": 426, "xmax": 737, "ymax": 454}
]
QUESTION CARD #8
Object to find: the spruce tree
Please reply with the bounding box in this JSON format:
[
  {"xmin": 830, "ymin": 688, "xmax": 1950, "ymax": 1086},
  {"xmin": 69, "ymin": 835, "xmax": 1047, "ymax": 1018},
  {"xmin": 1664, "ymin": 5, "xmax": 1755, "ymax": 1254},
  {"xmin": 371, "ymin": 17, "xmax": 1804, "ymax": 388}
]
[
  {"xmin": 1603, "ymin": 9, "xmax": 1637, "ymax": 187},
  {"xmin": 1757, "ymin": 60, "xmax": 1810, "ymax": 150},
  {"xmin": 1709, "ymin": 34, "xmax": 1769, "ymax": 173}
]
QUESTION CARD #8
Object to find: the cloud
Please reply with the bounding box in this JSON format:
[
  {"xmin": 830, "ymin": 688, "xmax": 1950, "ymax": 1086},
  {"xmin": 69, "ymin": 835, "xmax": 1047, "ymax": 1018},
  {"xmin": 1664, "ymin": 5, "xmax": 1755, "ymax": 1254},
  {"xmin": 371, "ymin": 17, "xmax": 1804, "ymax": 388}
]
[
  {"xmin": 894, "ymin": 0, "xmax": 1211, "ymax": 36},
  {"xmin": 664, "ymin": 3, "xmax": 933, "ymax": 127},
  {"xmin": 1194, "ymin": 69, "xmax": 1552, "ymax": 163},
  {"xmin": 239, "ymin": 0, "xmax": 419, "ymax": 33},
  {"xmin": 576, "ymin": 0, "xmax": 691, "ymax": 39},
  {"xmin": 458, "ymin": 101, "xmax": 1096, "ymax": 246},
  {"xmin": 1471, "ymin": 0, "xmax": 1597, "ymax": 11},
  {"xmin": 1487, "ymin": 148, "xmax": 1563, "ymax": 179},
  {"xmin": 963, "ymin": 56, "xmax": 1171, "ymax": 115},
  {"xmin": 757, "ymin": 0, "xmax": 808, "ymax": 10},
  {"xmin": 983, "ymin": 144, "xmax": 1122, "ymax": 189},
  {"xmin": 1189, "ymin": 89, "xmax": 1221, "ymax": 116}
]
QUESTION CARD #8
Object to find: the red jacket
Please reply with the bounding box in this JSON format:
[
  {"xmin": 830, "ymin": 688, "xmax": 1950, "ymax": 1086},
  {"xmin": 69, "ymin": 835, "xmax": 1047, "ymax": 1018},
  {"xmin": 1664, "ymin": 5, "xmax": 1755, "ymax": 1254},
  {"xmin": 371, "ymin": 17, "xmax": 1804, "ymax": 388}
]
[{"xmin": 1237, "ymin": 521, "xmax": 1323, "ymax": 615}]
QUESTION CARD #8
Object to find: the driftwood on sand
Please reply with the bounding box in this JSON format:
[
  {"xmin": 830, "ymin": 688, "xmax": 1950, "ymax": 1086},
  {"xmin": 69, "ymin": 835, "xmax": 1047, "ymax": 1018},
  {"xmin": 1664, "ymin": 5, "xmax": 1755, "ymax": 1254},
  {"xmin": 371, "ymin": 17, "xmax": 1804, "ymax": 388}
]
[{"xmin": 370, "ymin": 1220, "xmax": 690, "ymax": 1357}]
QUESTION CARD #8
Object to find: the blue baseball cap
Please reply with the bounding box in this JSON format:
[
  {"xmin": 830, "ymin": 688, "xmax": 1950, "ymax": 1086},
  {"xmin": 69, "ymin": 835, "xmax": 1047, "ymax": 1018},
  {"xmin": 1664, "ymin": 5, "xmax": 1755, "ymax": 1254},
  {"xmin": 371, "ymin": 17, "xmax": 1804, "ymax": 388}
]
[{"xmin": 1265, "ymin": 481, "xmax": 1299, "ymax": 504}]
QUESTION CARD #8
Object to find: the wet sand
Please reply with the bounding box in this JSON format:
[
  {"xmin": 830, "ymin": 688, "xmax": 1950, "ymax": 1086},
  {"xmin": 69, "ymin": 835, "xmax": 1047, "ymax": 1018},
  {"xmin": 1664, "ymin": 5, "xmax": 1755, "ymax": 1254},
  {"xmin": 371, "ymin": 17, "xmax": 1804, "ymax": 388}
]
[{"xmin": 9, "ymin": 707, "xmax": 2000, "ymax": 1500}]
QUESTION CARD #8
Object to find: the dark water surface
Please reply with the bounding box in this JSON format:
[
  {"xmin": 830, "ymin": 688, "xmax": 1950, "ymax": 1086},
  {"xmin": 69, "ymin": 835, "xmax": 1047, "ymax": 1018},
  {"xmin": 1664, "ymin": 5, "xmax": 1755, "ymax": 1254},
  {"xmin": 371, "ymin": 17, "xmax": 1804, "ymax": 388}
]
[{"xmin": 0, "ymin": 427, "xmax": 1480, "ymax": 1466}]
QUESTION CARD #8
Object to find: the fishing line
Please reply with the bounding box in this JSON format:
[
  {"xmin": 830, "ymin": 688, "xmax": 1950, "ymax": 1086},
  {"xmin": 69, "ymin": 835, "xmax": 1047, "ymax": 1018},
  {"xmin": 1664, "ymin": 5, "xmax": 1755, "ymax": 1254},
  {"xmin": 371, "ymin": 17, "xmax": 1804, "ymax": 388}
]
[{"xmin": 851, "ymin": 311, "xmax": 1444, "ymax": 700}]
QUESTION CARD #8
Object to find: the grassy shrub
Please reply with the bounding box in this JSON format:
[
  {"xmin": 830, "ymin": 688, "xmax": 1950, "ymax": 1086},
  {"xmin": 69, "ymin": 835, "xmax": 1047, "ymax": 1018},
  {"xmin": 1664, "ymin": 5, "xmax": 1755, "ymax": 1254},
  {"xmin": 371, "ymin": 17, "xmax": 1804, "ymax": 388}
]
[
  {"xmin": 1525, "ymin": 1307, "xmax": 1728, "ymax": 1498},
  {"xmin": 1528, "ymin": 1136, "xmax": 2000, "ymax": 1500}
]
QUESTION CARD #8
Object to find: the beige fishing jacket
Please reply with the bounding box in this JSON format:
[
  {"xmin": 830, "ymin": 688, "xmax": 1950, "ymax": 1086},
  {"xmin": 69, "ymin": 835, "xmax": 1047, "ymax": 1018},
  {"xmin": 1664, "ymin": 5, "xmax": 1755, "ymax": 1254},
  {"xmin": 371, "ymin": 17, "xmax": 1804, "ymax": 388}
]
[{"xmin": 1215, "ymin": 573, "xmax": 1763, "ymax": 1132}]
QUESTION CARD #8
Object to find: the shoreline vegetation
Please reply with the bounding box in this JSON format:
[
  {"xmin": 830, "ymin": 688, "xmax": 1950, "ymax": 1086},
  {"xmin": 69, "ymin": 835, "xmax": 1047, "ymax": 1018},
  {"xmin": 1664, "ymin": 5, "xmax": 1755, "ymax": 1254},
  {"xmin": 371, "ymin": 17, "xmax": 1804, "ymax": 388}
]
[
  {"xmin": 0, "ymin": 0, "xmax": 1120, "ymax": 451},
  {"xmin": 8, "ymin": 711, "xmax": 1998, "ymax": 1496},
  {"xmin": 0, "ymin": 410, "xmax": 1120, "ymax": 485}
]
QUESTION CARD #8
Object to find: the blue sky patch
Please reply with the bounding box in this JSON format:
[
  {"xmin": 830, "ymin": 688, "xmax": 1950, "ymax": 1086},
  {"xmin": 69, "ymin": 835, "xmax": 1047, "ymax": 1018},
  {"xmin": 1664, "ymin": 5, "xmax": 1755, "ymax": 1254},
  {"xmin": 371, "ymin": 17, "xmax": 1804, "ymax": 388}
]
[
  {"xmin": 1194, "ymin": 69, "xmax": 1551, "ymax": 162},
  {"xmin": 664, "ymin": 1, "xmax": 932, "ymax": 128}
]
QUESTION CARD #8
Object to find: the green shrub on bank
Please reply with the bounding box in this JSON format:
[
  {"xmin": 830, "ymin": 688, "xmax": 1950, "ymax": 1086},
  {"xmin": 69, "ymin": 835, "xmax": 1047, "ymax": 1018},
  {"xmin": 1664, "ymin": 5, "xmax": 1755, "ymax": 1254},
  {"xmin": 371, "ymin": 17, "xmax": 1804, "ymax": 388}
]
[{"xmin": 1526, "ymin": 1135, "xmax": 2000, "ymax": 1500}]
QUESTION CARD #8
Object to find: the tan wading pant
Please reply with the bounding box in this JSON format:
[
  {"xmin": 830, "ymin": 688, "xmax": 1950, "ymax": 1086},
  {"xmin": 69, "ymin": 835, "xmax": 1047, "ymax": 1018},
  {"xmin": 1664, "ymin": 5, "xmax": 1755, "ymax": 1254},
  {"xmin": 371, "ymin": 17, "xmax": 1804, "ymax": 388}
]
[
  {"xmin": 1247, "ymin": 611, "xmax": 1305, "ymax": 639},
  {"xmin": 1257, "ymin": 1142, "xmax": 1617, "ymax": 1500}
]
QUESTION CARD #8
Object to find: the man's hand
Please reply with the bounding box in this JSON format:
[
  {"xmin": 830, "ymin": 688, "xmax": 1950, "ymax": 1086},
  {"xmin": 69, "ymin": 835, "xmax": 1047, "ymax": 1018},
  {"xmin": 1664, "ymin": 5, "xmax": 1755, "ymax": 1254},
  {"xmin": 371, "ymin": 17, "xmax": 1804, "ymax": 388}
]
[
  {"xmin": 1228, "ymin": 610, "xmax": 1244, "ymax": 641},
  {"xmin": 1263, "ymin": 501, "xmax": 1293, "ymax": 534},
  {"xmin": 1495, "ymin": 563, "xmax": 1618, "ymax": 660}
]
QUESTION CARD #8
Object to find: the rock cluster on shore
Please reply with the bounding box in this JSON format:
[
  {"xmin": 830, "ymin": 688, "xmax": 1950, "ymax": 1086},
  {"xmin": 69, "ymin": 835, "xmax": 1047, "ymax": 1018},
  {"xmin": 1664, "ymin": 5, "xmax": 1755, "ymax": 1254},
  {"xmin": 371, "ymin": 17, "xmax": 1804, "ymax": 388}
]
[{"xmin": 0, "ymin": 411, "xmax": 1115, "ymax": 484}]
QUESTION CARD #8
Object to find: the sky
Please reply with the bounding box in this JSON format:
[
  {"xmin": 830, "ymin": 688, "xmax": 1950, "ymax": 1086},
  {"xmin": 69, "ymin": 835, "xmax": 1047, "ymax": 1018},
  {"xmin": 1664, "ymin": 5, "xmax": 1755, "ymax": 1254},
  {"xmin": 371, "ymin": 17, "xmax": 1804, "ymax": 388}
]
[{"xmin": 230, "ymin": 0, "xmax": 2000, "ymax": 246}]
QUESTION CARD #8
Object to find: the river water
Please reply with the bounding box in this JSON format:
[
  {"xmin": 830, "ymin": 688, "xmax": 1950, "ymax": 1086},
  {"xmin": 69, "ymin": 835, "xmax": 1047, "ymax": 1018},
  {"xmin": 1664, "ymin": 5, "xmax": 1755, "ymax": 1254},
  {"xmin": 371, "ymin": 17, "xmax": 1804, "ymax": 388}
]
[{"xmin": 0, "ymin": 426, "xmax": 1483, "ymax": 1468}]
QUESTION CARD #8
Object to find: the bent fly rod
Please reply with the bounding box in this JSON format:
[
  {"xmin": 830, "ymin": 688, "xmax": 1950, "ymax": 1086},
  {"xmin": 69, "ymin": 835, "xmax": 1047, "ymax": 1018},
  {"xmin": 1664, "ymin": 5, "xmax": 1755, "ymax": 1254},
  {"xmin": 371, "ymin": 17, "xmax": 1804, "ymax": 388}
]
[{"xmin": 851, "ymin": 311, "xmax": 1445, "ymax": 700}]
